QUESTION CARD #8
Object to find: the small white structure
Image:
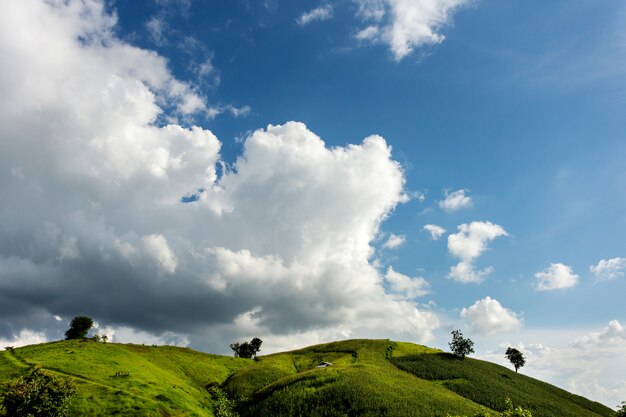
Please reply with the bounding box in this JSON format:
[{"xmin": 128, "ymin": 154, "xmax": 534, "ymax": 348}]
[{"xmin": 316, "ymin": 361, "xmax": 332, "ymax": 368}]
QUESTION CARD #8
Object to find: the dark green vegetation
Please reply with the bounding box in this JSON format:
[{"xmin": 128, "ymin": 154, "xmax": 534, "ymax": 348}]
[
  {"xmin": 229, "ymin": 338, "xmax": 263, "ymax": 359},
  {"xmin": 504, "ymin": 348, "xmax": 525, "ymax": 373},
  {"xmin": 2, "ymin": 367, "xmax": 75, "ymax": 417},
  {"xmin": 64, "ymin": 316, "xmax": 94, "ymax": 340},
  {"xmin": 0, "ymin": 339, "xmax": 616, "ymax": 416},
  {"xmin": 449, "ymin": 330, "xmax": 474, "ymax": 359},
  {"xmin": 391, "ymin": 351, "xmax": 612, "ymax": 417}
]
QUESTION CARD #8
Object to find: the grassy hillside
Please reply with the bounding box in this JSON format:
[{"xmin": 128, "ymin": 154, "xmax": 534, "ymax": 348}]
[
  {"xmin": 0, "ymin": 339, "xmax": 250, "ymax": 416},
  {"xmin": 0, "ymin": 338, "xmax": 615, "ymax": 417},
  {"xmin": 224, "ymin": 339, "xmax": 614, "ymax": 417}
]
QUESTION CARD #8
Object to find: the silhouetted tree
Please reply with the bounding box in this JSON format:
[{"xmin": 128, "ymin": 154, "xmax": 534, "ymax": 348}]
[
  {"xmin": 1, "ymin": 368, "xmax": 75, "ymax": 417},
  {"xmin": 616, "ymin": 401, "xmax": 626, "ymax": 417},
  {"xmin": 449, "ymin": 329, "xmax": 474, "ymax": 359},
  {"xmin": 505, "ymin": 347, "xmax": 526, "ymax": 372},
  {"xmin": 64, "ymin": 316, "xmax": 93, "ymax": 340},
  {"xmin": 230, "ymin": 338, "xmax": 263, "ymax": 359}
]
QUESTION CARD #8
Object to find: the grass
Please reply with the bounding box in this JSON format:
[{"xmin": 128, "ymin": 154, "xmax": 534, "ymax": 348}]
[
  {"xmin": 0, "ymin": 339, "xmax": 250, "ymax": 416},
  {"xmin": 390, "ymin": 352, "xmax": 614, "ymax": 417},
  {"xmin": 225, "ymin": 339, "xmax": 491, "ymax": 417},
  {"xmin": 0, "ymin": 338, "xmax": 616, "ymax": 417}
]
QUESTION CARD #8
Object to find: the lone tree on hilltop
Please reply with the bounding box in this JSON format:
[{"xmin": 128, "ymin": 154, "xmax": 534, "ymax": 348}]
[
  {"xmin": 230, "ymin": 338, "xmax": 263, "ymax": 359},
  {"xmin": 505, "ymin": 347, "xmax": 526, "ymax": 373},
  {"xmin": 64, "ymin": 315, "xmax": 93, "ymax": 340},
  {"xmin": 449, "ymin": 329, "xmax": 474, "ymax": 359},
  {"xmin": 1, "ymin": 368, "xmax": 75, "ymax": 417}
]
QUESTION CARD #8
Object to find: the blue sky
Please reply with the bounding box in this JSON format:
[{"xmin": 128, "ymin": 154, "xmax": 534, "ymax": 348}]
[{"xmin": 1, "ymin": 0, "xmax": 625, "ymax": 408}]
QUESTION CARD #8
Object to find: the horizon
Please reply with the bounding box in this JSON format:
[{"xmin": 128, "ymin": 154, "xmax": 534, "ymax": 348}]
[{"xmin": 0, "ymin": 0, "xmax": 624, "ymax": 408}]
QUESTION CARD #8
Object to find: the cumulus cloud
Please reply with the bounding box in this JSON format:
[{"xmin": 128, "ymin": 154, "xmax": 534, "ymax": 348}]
[
  {"xmin": 0, "ymin": 0, "xmax": 438, "ymax": 352},
  {"xmin": 353, "ymin": 0, "xmax": 473, "ymax": 60},
  {"xmin": 461, "ymin": 296, "xmax": 521, "ymax": 335},
  {"xmin": 573, "ymin": 320, "xmax": 626, "ymax": 348},
  {"xmin": 590, "ymin": 257, "xmax": 626, "ymax": 282},
  {"xmin": 297, "ymin": 4, "xmax": 333, "ymax": 27},
  {"xmin": 447, "ymin": 221, "xmax": 508, "ymax": 283},
  {"xmin": 439, "ymin": 189, "xmax": 472, "ymax": 212},
  {"xmin": 382, "ymin": 233, "xmax": 406, "ymax": 249},
  {"xmin": 385, "ymin": 267, "xmax": 430, "ymax": 298},
  {"xmin": 534, "ymin": 263, "xmax": 579, "ymax": 291},
  {"xmin": 0, "ymin": 329, "xmax": 47, "ymax": 349},
  {"xmin": 423, "ymin": 224, "xmax": 446, "ymax": 240}
]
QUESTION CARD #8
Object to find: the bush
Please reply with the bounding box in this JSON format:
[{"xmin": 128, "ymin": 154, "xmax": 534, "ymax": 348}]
[
  {"xmin": 1, "ymin": 368, "xmax": 76, "ymax": 417},
  {"xmin": 64, "ymin": 316, "xmax": 93, "ymax": 340}
]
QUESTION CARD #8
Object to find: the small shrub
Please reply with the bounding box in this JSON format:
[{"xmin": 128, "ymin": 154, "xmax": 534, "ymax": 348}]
[
  {"xmin": 208, "ymin": 386, "xmax": 239, "ymax": 417},
  {"xmin": 1, "ymin": 368, "xmax": 75, "ymax": 417}
]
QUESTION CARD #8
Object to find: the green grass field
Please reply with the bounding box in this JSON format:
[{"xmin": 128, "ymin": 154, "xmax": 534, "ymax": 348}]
[
  {"xmin": 0, "ymin": 339, "xmax": 616, "ymax": 416},
  {"xmin": 0, "ymin": 339, "xmax": 250, "ymax": 416}
]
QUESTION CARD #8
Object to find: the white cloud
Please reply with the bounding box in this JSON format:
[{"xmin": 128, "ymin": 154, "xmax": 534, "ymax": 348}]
[
  {"xmin": 353, "ymin": 0, "xmax": 473, "ymax": 60},
  {"xmin": 423, "ymin": 224, "xmax": 446, "ymax": 240},
  {"xmin": 385, "ymin": 267, "xmax": 430, "ymax": 298},
  {"xmin": 142, "ymin": 234, "xmax": 178, "ymax": 274},
  {"xmin": 461, "ymin": 296, "xmax": 521, "ymax": 335},
  {"xmin": 297, "ymin": 4, "xmax": 333, "ymax": 27},
  {"xmin": 447, "ymin": 221, "xmax": 508, "ymax": 283},
  {"xmin": 534, "ymin": 263, "xmax": 579, "ymax": 291},
  {"xmin": 573, "ymin": 320, "xmax": 626, "ymax": 348},
  {"xmin": 205, "ymin": 104, "xmax": 251, "ymax": 119},
  {"xmin": 439, "ymin": 189, "xmax": 472, "ymax": 212},
  {"xmin": 146, "ymin": 16, "xmax": 167, "ymax": 45},
  {"xmin": 356, "ymin": 25, "xmax": 380, "ymax": 41},
  {"xmin": 382, "ymin": 233, "xmax": 406, "ymax": 249},
  {"xmin": 0, "ymin": 0, "xmax": 438, "ymax": 353},
  {"xmin": 0, "ymin": 329, "xmax": 47, "ymax": 349},
  {"xmin": 590, "ymin": 257, "xmax": 626, "ymax": 282}
]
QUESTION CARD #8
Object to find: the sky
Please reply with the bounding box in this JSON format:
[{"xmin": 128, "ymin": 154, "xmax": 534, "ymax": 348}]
[{"xmin": 1, "ymin": 0, "xmax": 625, "ymax": 408}]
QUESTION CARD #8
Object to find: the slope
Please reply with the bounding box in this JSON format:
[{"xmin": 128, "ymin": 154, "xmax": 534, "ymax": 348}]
[
  {"xmin": 224, "ymin": 339, "xmax": 614, "ymax": 417},
  {"xmin": 0, "ymin": 339, "xmax": 250, "ymax": 416}
]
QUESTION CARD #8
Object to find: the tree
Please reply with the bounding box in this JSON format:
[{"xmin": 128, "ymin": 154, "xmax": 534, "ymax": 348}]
[
  {"xmin": 616, "ymin": 401, "xmax": 626, "ymax": 417},
  {"xmin": 230, "ymin": 338, "xmax": 263, "ymax": 359},
  {"xmin": 1, "ymin": 368, "xmax": 75, "ymax": 417},
  {"xmin": 505, "ymin": 347, "xmax": 526, "ymax": 373},
  {"xmin": 64, "ymin": 315, "xmax": 93, "ymax": 340},
  {"xmin": 449, "ymin": 329, "xmax": 474, "ymax": 359}
]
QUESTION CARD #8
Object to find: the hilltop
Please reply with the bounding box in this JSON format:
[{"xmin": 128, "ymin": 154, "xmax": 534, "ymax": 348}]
[{"xmin": 0, "ymin": 339, "xmax": 615, "ymax": 416}]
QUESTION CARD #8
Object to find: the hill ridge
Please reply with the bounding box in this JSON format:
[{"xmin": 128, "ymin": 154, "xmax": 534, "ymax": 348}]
[{"xmin": 0, "ymin": 339, "xmax": 615, "ymax": 417}]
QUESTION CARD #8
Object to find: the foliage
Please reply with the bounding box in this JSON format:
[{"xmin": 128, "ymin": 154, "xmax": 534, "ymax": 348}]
[
  {"xmin": 449, "ymin": 329, "xmax": 474, "ymax": 359},
  {"xmin": 209, "ymin": 386, "xmax": 239, "ymax": 417},
  {"xmin": 64, "ymin": 316, "xmax": 94, "ymax": 340},
  {"xmin": 616, "ymin": 401, "xmax": 626, "ymax": 417},
  {"xmin": 505, "ymin": 347, "xmax": 526, "ymax": 373},
  {"xmin": 230, "ymin": 338, "xmax": 263, "ymax": 359},
  {"xmin": 1, "ymin": 368, "xmax": 75, "ymax": 417}
]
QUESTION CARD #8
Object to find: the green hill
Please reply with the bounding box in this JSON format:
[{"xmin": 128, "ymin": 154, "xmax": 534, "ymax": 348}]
[{"xmin": 0, "ymin": 339, "xmax": 615, "ymax": 417}]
